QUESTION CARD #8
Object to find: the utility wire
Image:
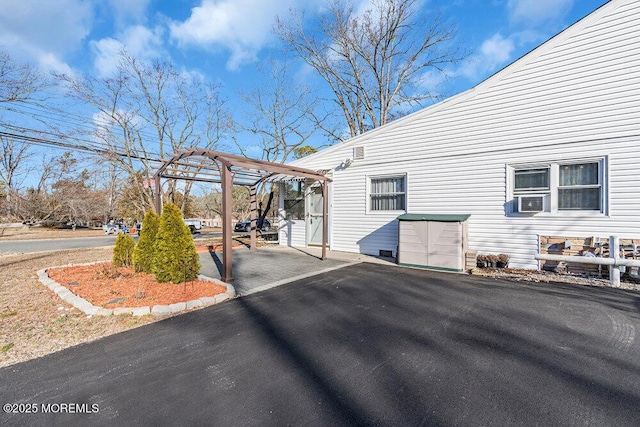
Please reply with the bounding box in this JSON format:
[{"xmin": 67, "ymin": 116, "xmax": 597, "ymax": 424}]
[
  {"xmin": 0, "ymin": 103, "xmax": 162, "ymax": 142},
  {"xmin": 0, "ymin": 129, "xmax": 164, "ymax": 164}
]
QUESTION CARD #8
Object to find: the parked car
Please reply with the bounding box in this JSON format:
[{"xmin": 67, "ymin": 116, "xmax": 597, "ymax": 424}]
[
  {"xmin": 184, "ymin": 218, "xmax": 203, "ymax": 234},
  {"xmin": 104, "ymin": 224, "xmax": 128, "ymax": 235},
  {"xmin": 234, "ymin": 218, "xmax": 271, "ymax": 232}
]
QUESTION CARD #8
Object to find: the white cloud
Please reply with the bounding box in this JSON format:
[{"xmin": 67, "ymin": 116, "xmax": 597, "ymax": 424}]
[
  {"xmin": 38, "ymin": 53, "xmax": 76, "ymax": 77},
  {"xmin": 0, "ymin": 0, "xmax": 93, "ymax": 72},
  {"xmin": 169, "ymin": 0, "xmax": 302, "ymax": 71},
  {"xmin": 451, "ymin": 0, "xmax": 579, "ymax": 86},
  {"xmin": 480, "ymin": 33, "xmax": 515, "ymax": 66},
  {"xmin": 91, "ymin": 25, "xmax": 165, "ymax": 77},
  {"xmin": 457, "ymin": 33, "xmax": 515, "ymax": 80},
  {"xmin": 92, "ymin": 38, "xmax": 124, "ymax": 77},
  {"xmin": 108, "ymin": 0, "xmax": 151, "ymax": 28},
  {"xmin": 507, "ymin": 0, "xmax": 574, "ymax": 26},
  {"xmin": 417, "ymin": 69, "xmax": 448, "ymax": 96},
  {"xmin": 353, "ymin": 0, "xmax": 377, "ymax": 17}
]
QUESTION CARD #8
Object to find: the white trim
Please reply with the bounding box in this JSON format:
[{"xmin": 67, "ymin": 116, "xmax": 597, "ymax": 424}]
[
  {"xmin": 507, "ymin": 156, "xmax": 609, "ymax": 216},
  {"xmin": 366, "ymin": 173, "xmax": 408, "ymax": 214}
]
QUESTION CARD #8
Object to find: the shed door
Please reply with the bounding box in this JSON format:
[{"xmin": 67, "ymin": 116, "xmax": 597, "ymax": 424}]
[
  {"xmin": 427, "ymin": 221, "xmax": 464, "ymax": 271},
  {"xmin": 398, "ymin": 220, "xmax": 464, "ymax": 271}
]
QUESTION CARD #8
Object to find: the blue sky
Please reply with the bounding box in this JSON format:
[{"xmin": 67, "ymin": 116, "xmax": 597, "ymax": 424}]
[{"xmin": 0, "ymin": 0, "xmax": 609, "ymax": 156}]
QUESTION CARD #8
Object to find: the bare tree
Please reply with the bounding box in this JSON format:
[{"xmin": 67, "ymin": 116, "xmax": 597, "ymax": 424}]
[
  {"xmin": 238, "ymin": 60, "xmax": 324, "ymax": 163},
  {"xmin": 58, "ymin": 51, "xmax": 233, "ymax": 217},
  {"xmin": 0, "ymin": 49, "xmax": 48, "ymax": 104},
  {"xmin": 194, "ymin": 186, "xmax": 271, "ymax": 224},
  {"xmin": 0, "ymin": 49, "xmax": 51, "ymax": 219},
  {"xmin": 0, "ymin": 134, "xmax": 32, "ymax": 217},
  {"xmin": 15, "ymin": 152, "xmax": 95, "ymax": 224},
  {"xmin": 276, "ymin": 0, "xmax": 466, "ymax": 138}
]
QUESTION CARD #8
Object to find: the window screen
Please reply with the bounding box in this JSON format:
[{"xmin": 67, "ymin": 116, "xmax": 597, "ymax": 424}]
[{"xmin": 370, "ymin": 176, "xmax": 406, "ymax": 211}]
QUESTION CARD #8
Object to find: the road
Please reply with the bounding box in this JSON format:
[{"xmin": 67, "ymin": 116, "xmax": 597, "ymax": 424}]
[
  {"xmin": 0, "ymin": 231, "xmax": 225, "ymax": 254},
  {"xmin": 1, "ymin": 263, "xmax": 639, "ymax": 425},
  {"xmin": 0, "ymin": 236, "xmax": 120, "ymax": 253}
]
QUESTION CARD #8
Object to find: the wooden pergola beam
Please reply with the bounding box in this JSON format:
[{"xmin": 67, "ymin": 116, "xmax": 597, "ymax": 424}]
[{"xmin": 152, "ymin": 148, "xmax": 331, "ymax": 283}]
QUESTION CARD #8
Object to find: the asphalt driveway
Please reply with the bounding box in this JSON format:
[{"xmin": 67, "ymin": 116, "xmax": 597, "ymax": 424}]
[{"xmin": 2, "ymin": 263, "xmax": 639, "ymax": 426}]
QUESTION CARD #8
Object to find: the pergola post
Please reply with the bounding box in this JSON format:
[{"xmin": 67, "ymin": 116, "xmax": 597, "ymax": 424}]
[
  {"xmin": 154, "ymin": 174, "xmax": 162, "ymax": 214},
  {"xmin": 249, "ymin": 185, "xmax": 257, "ymax": 251},
  {"xmin": 221, "ymin": 164, "xmax": 233, "ymax": 282},
  {"xmin": 322, "ymin": 179, "xmax": 328, "ymax": 261}
]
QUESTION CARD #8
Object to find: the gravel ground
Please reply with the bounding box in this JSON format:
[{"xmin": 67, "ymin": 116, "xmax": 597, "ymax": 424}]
[{"xmin": 471, "ymin": 267, "xmax": 640, "ymax": 291}]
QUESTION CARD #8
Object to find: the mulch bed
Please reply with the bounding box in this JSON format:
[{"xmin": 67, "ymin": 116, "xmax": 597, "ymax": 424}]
[{"xmin": 47, "ymin": 262, "xmax": 227, "ymax": 309}]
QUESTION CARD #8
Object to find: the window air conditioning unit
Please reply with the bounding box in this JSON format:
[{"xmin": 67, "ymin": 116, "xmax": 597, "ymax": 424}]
[{"xmin": 517, "ymin": 195, "xmax": 544, "ymax": 213}]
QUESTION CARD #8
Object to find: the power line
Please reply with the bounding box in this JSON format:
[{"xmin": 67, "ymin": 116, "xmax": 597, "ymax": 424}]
[
  {"xmin": 0, "ymin": 129, "xmax": 163, "ymax": 164},
  {"xmin": 0, "ymin": 103, "xmax": 162, "ymax": 143},
  {"xmin": 0, "ymin": 120, "xmax": 166, "ymax": 159}
]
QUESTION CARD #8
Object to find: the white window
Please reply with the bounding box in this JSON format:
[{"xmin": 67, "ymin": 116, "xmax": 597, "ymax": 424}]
[
  {"xmin": 369, "ymin": 175, "xmax": 406, "ymax": 212},
  {"xmin": 558, "ymin": 162, "xmax": 601, "ymax": 211},
  {"xmin": 510, "ymin": 158, "xmax": 606, "ymax": 215},
  {"xmin": 283, "ymin": 181, "xmax": 305, "ymax": 220},
  {"xmin": 514, "ymin": 168, "xmax": 549, "ymax": 192}
]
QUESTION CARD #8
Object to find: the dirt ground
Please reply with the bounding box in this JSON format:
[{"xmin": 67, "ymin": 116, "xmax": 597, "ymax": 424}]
[{"xmin": 0, "ymin": 226, "xmax": 107, "ymax": 240}]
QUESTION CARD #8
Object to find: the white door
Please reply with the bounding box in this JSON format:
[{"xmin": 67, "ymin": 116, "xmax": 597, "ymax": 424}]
[{"xmin": 307, "ymin": 185, "xmax": 324, "ymax": 246}]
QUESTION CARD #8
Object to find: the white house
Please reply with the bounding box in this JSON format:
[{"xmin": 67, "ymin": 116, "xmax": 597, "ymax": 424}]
[{"xmin": 277, "ymin": 0, "xmax": 640, "ymax": 270}]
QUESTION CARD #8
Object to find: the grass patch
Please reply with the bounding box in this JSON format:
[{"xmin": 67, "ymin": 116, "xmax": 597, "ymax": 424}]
[
  {"xmin": 0, "ymin": 310, "xmax": 17, "ymax": 318},
  {"xmin": 1, "ymin": 343, "xmax": 14, "ymax": 353}
]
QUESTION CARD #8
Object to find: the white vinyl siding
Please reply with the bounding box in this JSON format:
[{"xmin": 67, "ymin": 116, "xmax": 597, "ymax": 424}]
[{"xmin": 282, "ymin": 0, "xmax": 640, "ymax": 268}]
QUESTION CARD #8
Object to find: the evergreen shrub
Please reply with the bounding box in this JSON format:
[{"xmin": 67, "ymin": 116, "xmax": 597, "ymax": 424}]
[
  {"xmin": 113, "ymin": 233, "xmax": 135, "ymax": 267},
  {"xmin": 153, "ymin": 203, "xmax": 201, "ymax": 283},
  {"xmin": 133, "ymin": 210, "xmax": 160, "ymax": 273}
]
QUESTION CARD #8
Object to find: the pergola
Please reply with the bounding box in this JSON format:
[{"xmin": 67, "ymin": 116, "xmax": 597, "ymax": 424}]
[{"xmin": 152, "ymin": 148, "xmax": 331, "ymax": 283}]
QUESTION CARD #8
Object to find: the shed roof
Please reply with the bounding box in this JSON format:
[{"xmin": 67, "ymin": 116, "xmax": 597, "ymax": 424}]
[{"xmin": 397, "ymin": 214, "xmax": 471, "ymax": 222}]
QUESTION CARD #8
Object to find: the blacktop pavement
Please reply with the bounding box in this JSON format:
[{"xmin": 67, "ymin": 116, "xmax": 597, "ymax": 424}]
[{"xmin": 2, "ymin": 245, "xmax": 640, "ymax": 425}]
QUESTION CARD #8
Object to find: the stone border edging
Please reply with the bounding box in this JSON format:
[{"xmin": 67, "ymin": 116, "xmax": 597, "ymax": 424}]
[{"xmin": 37, "ymin": 261, "xmax": 235, "ymax": 317}]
